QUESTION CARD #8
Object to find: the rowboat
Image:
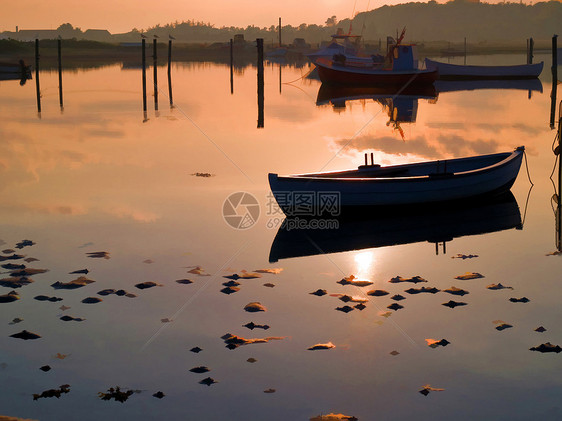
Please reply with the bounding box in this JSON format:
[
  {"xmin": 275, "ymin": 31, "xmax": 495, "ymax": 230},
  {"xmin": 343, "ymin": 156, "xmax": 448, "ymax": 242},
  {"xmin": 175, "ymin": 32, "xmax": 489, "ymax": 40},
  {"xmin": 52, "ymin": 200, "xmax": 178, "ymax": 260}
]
[
  {"xmin": 268, "ymin": 147, "xmax": 524, "ymax": 211},
  {"xmin": 425, "ymin": 58, "xmax": 543, "ymax": 80},
  {"xmin": 269, "ymin": 191, "xmax": 521, "ymax": 262}
]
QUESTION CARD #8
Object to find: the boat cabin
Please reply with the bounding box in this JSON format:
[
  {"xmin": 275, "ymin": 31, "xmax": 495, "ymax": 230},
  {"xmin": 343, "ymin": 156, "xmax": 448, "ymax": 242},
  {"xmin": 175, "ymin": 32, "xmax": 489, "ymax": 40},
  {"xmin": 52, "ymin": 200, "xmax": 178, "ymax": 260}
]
[{"xmin": 391, "ymin": 45, "xmax": 419, "ymax": 71}]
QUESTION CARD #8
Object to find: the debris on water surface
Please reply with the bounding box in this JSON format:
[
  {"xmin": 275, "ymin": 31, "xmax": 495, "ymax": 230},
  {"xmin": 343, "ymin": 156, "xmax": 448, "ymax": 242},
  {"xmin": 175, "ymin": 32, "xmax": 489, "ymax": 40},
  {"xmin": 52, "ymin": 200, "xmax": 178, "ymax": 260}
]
[
  {"xmin": 379, "ymin": 311, "xmax": 392, "ymax": 318},
  {"xmin": 495, "ymin": 323, "xmax": 513, "ymax": 331},
  {"xmin": 308, "ymin": 342, "xmax": 335, "ymax": 351},
  {"xmin": 0, "ymin": 291, "xmax": 19, "ymax": 303},
  {"xmin": 247, "ymin": 358, "xmax": 257, "ymax": 363},
  {"xmin": 24, "ymin": 257, "xmax": 39, "ymax": 263},
  {"xmin": 1, "ymin": 263, "xmax": 25, "ymax": 270},
  {"xmin": 389, "ymin": 276, "xmax": 427, "ymax": 284},
  {"xmin": 391, "ymin": 294, "xmax": 406, "ymax": 301},
  {"xmin": 535, "ymin": 326, "xmax": 547, "ymax": 333},
  {"xmin": 405, "ymin": 287, "xmax": 440, "ymax": 294},
  {"xmin": 221, "ymin": 286, "xmax": 240, "ymax": 295},
  {"xmin": 244, "ymin": 322, "xmax": 270, "ymax": 330},
  {"xmin": 390, "ymin": 350, "xmax": 400, "ymax": 356},
  {"xmin": 530, "ymin": 342, "xmax": 562, "ymax": 353},
  {"xmin": 175, "ymin": 279, "xmax": 193, "ymax": 285},
  {"xmin": 97, "ymin": 289, "xmax": 116, "ymax": 296},
  {"xmin": 39, "ymin": 365, "xmax": 51, "ymax": 372},
  {"xmin": 509, "ymin": 297, "xmax": 530, "ymax": 303},
  {"xmin": 336, "ymin": 306, "xmax": 354, "ymax": 313},
  {"xmin": 160, "ymin": 318, "xmax": 172, "ymax": 323},
  {"xmin": 86, "ymin": 251, "xmax": 110, "ymax": 259},
  {"xmin": 334, "ymin": 294, "xmax": 367, "ymax": 303},
  {"xmin": 338, "ymin": 275, "xmax": 373, "ymax": 287},
  {"xmin": 264, "ymin": 388, "xmax": 276, "ymax": 393},
  {"xmin": 143, "ymin": 259, "xmax": 154, "ymax": 264},
  {"xmin": 451, "ymin": 254, "xmax": 478, "ymax": 259},
  {"xmin": 443, "ymin": 287, "xmax": 469, "ymax": 296},
  {"xmin": 15, "ymin": 240, "xmax": 35, "ymax": 249},
  {"xmin": 486, "ymin": 283, "xmax": 513, "ymax": 290},
  {"xmin": 60, "ymin": 315, "xmax": 85, "ymax": 322},
  {"xmin": 244, "ymin": 302, "xmax": 266, "ymax": 312},
  {"xmin": 186, "ymin": 266, "xmax": 211, "ymax": 276},
  {"xmin": 425, "ymin": 339, "xmax": 450, "ymax": 348},
  {"xmin": 153, "ymin": 391, "xmax": 165, "ymax": 399},
  {"xmin": 455, "ymin": 272, "xmax": 484, "ymax": 280},
  {"xmin": 0, "ymin": 254, "xmax": 25, "ymax": 262},
  {"xmin": 0, "ymin": 277, "xmax": 33, "ymax": 288},
  {"xmin": 190, "ymin": 347, "xmax": 202, "ymax": 353},
  {"xmin": 387, "ymin": 303, "xmax": 404, "ymax": 311},
  {"xmin": 355, "ymin": 303, "xmax": 366, "ymax": 310},
  {"xmin": 51, "ymin": 276, "xmax": 94, "ymax": 290},
  {"xmin": 191, "ymin": 172, "xmax": 215, "ymax": 177},
  {"xmin": 310, "ymin": 413, "xmax": 359, "ymax": 421},
  {"xmin": 310, "ymin": 289, "xmax": 327, "ymax": 296},
  {"xmin": 10, "ymin": 330, "xmax": 41, "ymax": 340},
  {"xmin": 59, "ymin": 305, "xmax": 70, "ymax": 311},
  {"xmin": 442, "ymin": 300, "xmax": 467, "ymax": 308},
  {"xmin": 9, "ymin": 317, "xmax": 23, "ymax": 325},
  {"xmin": 34, "ymin": 295, "xmax": 62, "ymax": 302},
  {"xmin": 223, "ymin": 280, "xmax": 240, "ymax": 287},
  {"xmin": 367, "ymin": 289, "xmax": 389, "ymax": 297},
  {"xmin": 9, "ymin": 268, "xmax": 48, "ymax": 277},
  {"xmin": 189, "ymin": 366, "xmax": 210, "ymax": 374},
  {"xmin": 199, "ymin": 377, "xmax": 217, "ymax": 386},
  {"xmin": 69, "ymin": 269, "xmax": 89, "ymax": 274},
  {"xmin": 255, "ymin": 268, "xmax": 283, "ymax": 274},
  {"xmin": 263, "ymin": 283, "xmax": 275, "ymax": 288},
  {"xmin": 81, "ymin": 297, "xmax": 102, "ymax": 304},
  {"xmin": 33, "ymin": 384, "xmax": 70, "ymax": 400},
  {"xmin": 221, "ymin": 333, "xmax": 284, "ymax": 350},
  {"xmin": 224, "ymin": 270, "xmax": 261, "ymax": 280},
  {"xmin": 54, "ymin": 353, "xmax": 68, "ymax": 360},
  {"xmin": 419, "ymin": 384, "xmax": 445, "ymax": 396},
  {"xmin": 135, "ymin": 281, "xmax": 163, "ymax": 290},
  {"xmin": 98, "ymin": 386, "xmax": 134, "ymax": 402}
]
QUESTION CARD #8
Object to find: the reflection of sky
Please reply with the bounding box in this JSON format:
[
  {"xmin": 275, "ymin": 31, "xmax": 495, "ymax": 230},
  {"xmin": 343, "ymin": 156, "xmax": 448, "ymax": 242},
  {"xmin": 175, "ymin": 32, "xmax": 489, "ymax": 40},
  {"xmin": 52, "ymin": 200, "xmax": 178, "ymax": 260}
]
[{"xmin": 0, "ymin": 57, "xmax": 561, "ymax": 420}]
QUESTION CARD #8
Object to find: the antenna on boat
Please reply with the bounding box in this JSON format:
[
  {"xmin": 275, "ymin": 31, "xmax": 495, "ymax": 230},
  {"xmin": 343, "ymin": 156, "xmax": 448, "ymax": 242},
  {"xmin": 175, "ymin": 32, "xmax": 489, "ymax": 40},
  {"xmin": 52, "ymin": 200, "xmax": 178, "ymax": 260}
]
[
  {"xmin": 364, "ymin": 153, "xmax": 368, "ymax": 166},
  {"xmin": 371, "ymin": 153, "xmax": 374, "ymax": 165}
]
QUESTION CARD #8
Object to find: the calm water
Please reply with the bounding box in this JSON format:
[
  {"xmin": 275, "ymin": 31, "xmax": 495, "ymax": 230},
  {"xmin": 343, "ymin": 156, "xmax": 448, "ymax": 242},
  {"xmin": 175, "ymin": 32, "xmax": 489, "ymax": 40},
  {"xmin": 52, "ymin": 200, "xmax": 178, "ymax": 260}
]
[{"xmin": 0, "ymin": 53, "xmax": 561, "ymax": 421}]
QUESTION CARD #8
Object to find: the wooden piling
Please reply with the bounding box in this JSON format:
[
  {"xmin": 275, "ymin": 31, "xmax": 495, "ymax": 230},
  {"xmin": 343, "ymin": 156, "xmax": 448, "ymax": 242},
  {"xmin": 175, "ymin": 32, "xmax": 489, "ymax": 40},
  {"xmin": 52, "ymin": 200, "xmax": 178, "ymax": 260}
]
[
  {"xmin": 257, "ymin": 38, "xmax": 264, "ymax": 128},
  {"xmin": 230, "ymin": 38, "xmax": 234, "ymax": 95},
  {"xmin": 58, "ymin": 38, "xmax": 63, "ymax": 109},
  {"xmin": 167, "ymin": 39, "xmax": 173, "ymax": 106},
  {"xmin": 142, "ymin": 38, "xmax": 147, "ymax": 113},
  {"xmin": 153, "ymin": 38, "xmax": 158, "ymax": 111},
  {"xmin": 278, "ymin": 17, "xmax": 282, "ymax": 47},
  {"xmin": 527, "ymin": 38, "xmax": 534, "ymax": 64},
  {"xmin": 35, "ymin": 39, "xmax": 41, "ymax": 113}
]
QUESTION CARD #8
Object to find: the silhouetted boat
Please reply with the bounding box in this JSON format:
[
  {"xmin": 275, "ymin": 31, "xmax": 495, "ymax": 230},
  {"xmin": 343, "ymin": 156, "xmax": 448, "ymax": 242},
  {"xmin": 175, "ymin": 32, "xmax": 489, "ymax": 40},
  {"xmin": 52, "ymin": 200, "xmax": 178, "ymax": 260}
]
[
  {"xmin": 268, "ymin": 191, "xmax": 521, "ymax": 262},
  {"xmin": 425, "ymin": 58, "xmax": 543, "ymax": 80},
  {"xmin": 316, "ymin": 45, "xmax": 438, "ymax": 86},
  {"xmin": 268, "ymin": 147, "xmax": 524, "ymax": 209},
  {"xmin": 434, "ymin": 78, "xmax": 543, "ymax": 93},
  {"xmin": 0, "ymin": 60, "xmax": 31, "ymax": 81}
]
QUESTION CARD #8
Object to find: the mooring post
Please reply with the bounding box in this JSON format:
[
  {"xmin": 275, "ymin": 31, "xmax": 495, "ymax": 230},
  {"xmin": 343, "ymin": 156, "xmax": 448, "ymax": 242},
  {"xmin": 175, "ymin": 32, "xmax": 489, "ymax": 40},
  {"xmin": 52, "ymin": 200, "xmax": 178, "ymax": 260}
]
[
  {"xmin": 278, "ymin": 17, "xmax": 282, "ymax": 47},
  {"xmin": 142, "ymin": 38, "xmax": 147, "ymax": 113},
  {"xmin": 257, "ymin": 38, "xmax": 264, "ymax": 128},
  {"xmin": 35, "ymin": 38, "xmax": 41, "ymax": 113},
  {"xmin": 153, "ymin": 38, "xmax": 158, "ymax": 111},
  {"xmin": 551, "ymin": 35, "xmax": 558, "ymax": 129},
  {"xmin": 230, "ymin": 38, "xmax": 234, "ymax": 95},
  {"xmin": 527, "ymin": 37, "xmax": 534, "ymax": 64},
  {"xmin": 58, "ymin": 38, "xmax": 63, "ymax": 110},
  {"xmin": 167, "ymin": 38, "xmax": 173, "ymax": 106}
]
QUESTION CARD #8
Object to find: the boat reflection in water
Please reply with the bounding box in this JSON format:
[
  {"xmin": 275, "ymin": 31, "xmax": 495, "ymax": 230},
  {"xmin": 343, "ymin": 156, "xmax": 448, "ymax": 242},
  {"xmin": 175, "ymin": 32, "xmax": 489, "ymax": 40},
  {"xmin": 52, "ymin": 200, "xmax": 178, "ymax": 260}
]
[
  {"xmin": 269, "ymin": 191, "xmax": 522, "ymax": 262},
  {"xmin": 434, "ymin": 78, "xmax": 543, "ymax": 95},
  {"xmin": 316, "ymin": 83, "xmax": 437, "ymax": 137}
]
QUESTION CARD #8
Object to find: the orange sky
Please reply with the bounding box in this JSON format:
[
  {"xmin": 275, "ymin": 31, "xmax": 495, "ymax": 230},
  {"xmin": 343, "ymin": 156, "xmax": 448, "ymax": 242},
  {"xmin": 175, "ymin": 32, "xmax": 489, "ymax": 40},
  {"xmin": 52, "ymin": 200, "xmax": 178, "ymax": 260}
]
[{"xmin": 2, "ymin": 0, "xmax": 510, "ymax": 34}]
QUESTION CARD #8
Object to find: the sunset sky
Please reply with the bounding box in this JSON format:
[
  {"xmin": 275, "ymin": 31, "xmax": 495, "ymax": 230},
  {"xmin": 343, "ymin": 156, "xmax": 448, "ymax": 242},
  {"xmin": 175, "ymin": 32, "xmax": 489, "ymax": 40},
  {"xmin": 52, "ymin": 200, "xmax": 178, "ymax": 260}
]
[{"xmin": 2, "ymin": 0, "xmax": 512, "ymax": 34}]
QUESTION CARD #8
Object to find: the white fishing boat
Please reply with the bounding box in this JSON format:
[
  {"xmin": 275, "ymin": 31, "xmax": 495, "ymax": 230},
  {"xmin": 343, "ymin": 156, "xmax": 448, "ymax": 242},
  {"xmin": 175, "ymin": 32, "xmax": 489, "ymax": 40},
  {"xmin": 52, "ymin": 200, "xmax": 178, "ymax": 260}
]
[
  {"xmin": 425, "ymin": 58, "xmax": 543, "ymax": 80},
  {"xmin": 268, "ymin": 147, "xmax": 524, "ymax": 210}
]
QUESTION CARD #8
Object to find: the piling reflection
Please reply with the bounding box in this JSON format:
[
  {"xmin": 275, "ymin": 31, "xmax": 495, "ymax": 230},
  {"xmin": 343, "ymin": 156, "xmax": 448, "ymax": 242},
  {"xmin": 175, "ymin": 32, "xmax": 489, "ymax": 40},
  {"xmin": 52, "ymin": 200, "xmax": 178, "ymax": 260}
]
[{"xmin": 269, "ymin": 192, "xmax": 522, "ymax": 262}]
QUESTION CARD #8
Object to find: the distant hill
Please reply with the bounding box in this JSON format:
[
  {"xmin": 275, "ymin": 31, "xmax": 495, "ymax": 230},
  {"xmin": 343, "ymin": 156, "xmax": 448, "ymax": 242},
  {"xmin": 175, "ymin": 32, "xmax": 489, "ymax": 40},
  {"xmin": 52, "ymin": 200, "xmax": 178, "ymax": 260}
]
[{"xmin": 2, "ymin": 1, "xmax": 561, "ymax": 45}]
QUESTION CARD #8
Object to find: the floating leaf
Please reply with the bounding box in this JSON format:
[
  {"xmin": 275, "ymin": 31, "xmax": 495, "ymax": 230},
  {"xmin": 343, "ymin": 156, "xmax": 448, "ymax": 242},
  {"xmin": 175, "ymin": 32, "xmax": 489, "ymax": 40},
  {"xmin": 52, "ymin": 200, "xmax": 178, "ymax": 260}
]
[
  {"xmin": 54, "ymin": 353, "xmax": 68, "ymax": 359},
  {"xmin": 97, "ymin": 289, "xmax": 116, "ymax": 296},
  {"xmin": 336, "ymin": 306, "xmax": 354, "ymax": 313},
  {"xmin": 175, "ymin": 279, "xmax": 193, "ymax": 285},
  {"xmin": 199, "ymin": 377, "xmax": 217, "ymax": 386},
  {"xmin": 60, "ymin": 315, "xmax": 85, "ymax": 322},
  {"xmin": 255, "ymin": 268, "xmax": 283, "ymax": 274},
  {"xmin": 161, "ymin": 318, "xmax": 172, "ymax": 323},
  {"xmin": 455, "ymin": 272, "xmax": 483, "ymax": 280},
  {"xmin": 10, "ymin": 330, "xmax": 41, "ymax": 340},
  {"xmin": 389, "ymin": 276, "xmax": 427, "ymax": 284},
  {"xmin": 243, "ymin": 322, "xmax": 270, "ymax": 330},
  {"xmin": 24, "ymin": 257, "xmax": 39, "ymax": 263},
  {"xmin": 310, "ymin": 413, "xmax": 358, "ymax": 421},
  {"xmin": 443, "ymin": 287, "xmax": 469, "ymax": 296},
  {"xmin": 51, "ymin": 276, "xmax": 94, "ymax": 290},
  {"xmin": 308, "ymin": 342, "xmax": 335, "ymax": 351},
  {"xmin": 367, "ymin": 289, "xmax": 389, "ymax": 297},
  {"xmin": 425, "ymin": 338, "xmax": 450, "ymax": 348},
  {"xmin": 191, "ymin": 172, "xmax": 215, "ymax": 177},
  {"xmin": 86, "ymin": 251, "xmax": 110, "ymax": 259},
  {"xmin": 379, "ymin": 311, "xmax": 392, "ymax": 318},
  {"xmin": 391, "ymin": 294, "xmax": 406, "ymax": 301},
  {"xmin": 135, "ymin": 281, "xmax": 162, "ymax": 290},
  {"xmin": 39, "ymin": 365, "xmax": 51, "ymax": 372},
  {"xmin": 69, "ymin": 269, "xmax": 89, "ymax": 274},
  {"xmin": 81, "ymin": 297, "xmax": 102, "ymax": 304},
  {"xmin": 337, "ymin": 275, "xmax": 356, "ymax": 285},
  {"xmin": 190, "ymin": 347, "xmax": 202, "ymax": 353},
  {"xmin": 98, "ymin": 386, "xmax": 134, "ymax": 402},
  {"xmin": 495, "ymin": 323, "xmax": 513, "ymax": 331},
  {"xmin": 189, "ymin": 366, "xmax": 210, "ymax": 374},
  {"xmin": 442, "ymin": 300, "xmax": 467, "ymax": 309},
  {"xmin": 34, "ymin": 295, "xmax": 62, "ymax": 302},
  {"xmin": 0, "ymin": 290, "xmax": 19, "ymax": 303},
  {"xmin": 310, "ymin": 289, "xmax": 327, "ymax": 297},
  {"xmin": 530, "ymin": 342, "xmax": 562, "ymax": 353},
  {"xmin": 419, "ymin": 384, "xmax": 445, "ymax": 396},
  {"xmin": 59, "ymin": 305, "xmax": 70, "ymax": 311},
  {"xmin": 186, "ymin": 266, "xmax": 210, "ymax": 276},
  {"xmin": 355, "ymin": 303, "xmax": 366, "ymax": 310},
  {"xmin": 405, "ymin": 287, "xmax": 440, "ymax": 294},
  {"xmin": 509, "ymin": 297, "xmax": 530, "ymax": 303},
  {"xmin": 221, "ymin": 286, "xmax": 240, "ymax": 295},
  {"xmin": 387, "ymin": 303, "xmax": 403, "ymax": 311},
  {"xmin": 244, "ymin": 302, "xmax": 266, "ymax": 312},
  {"xmin": 390, "ymin": 350, "xmax": 400, "ymax": 356},
  {"xmin": 15, "ymin": 240, "xmax": 35, "ymax": 249},
  {"xmin": 451, "ymin": 254, "xmax": 478, "ymax": 259},
  {"xmin": 33, "ymin": 384, "xmax": 70, "ymax": 400},
  {"xmin": 535, "ymin": 326, "xmax": 547, "ymax": 333},
  {"xmin": 247, "ymin": 358, "xmax": 257, "ymax": 363},
  {"xmin": 9, "ymin": 317, "xmax": 23, "ymax": 325},
  {"xmin": 153, "ymin": 391, "xmax": 165, "ymax": 399},
  {"xmin": 221, "ymin": 333, "xmax": 284, "ymax": 350},
  {"xmin": 0, "ymin": 277, "xmax": 33, "ymax": 288},
  {"xmin": 263, "ymin": 388, "xmax": 276, "ymax": 393},
  {"xmin": 263, "ymin": 283, "xmax": 275, "ymax": 288},
  {"xmin": 143, "ymin": 259, "xmax": 154, "ymax": 264},
  {"xmin": 486, "ymin": 283, "xmax": 513, "ymax": 290}
]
